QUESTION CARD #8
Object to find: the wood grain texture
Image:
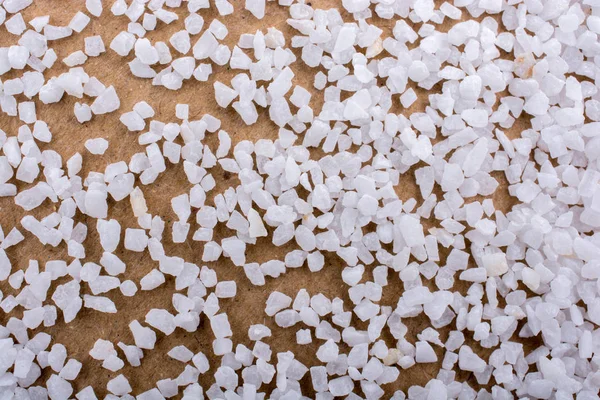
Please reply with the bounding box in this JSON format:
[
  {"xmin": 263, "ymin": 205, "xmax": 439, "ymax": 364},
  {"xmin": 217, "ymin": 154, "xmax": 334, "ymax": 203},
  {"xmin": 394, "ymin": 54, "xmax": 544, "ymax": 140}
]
[{"xmin": 0, "ymin": 0, "xmax": 540, "ymax": 397}]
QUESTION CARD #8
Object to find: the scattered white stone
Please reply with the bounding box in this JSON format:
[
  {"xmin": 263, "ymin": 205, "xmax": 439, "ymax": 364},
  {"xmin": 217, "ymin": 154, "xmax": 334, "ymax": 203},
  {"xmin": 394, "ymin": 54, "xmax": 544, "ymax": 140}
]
[
  {"xmin": 146, "ymin": 308, "xmax": 176, "ymax": 335},
  {"xmin": 130, "ymin": 320, "xmax": 156, "ymax": 349},
  {"xmin": 124, "ymin": 228, "xmax": 148, "ymax": 252},
  {"xmin": 91, "ymin": 86, "xmax": 120, "ymax": 114},
  {"xmin": 168, "ymin": 345, "xmax": 194, "ymax": 362},
  {"xmin": 120, "ymin": 111, "xmax": 146, "ymax": 131},
  {"xmin": 75, "ymin": 103, "xmax": 92, "ymax": 123},
  {"xmin": 30, "ymin": 15, "xmax": 50, "ymax": 32},
  {"xmin": 85, "ymin": 35, "xmax": 105, "ymax": 57},
  {"xmin": 63, "ymin": 50, "xmax": 88, "ymax": 67},
  {"xmin": 107, "ymin": 375, "xmax": 131, "ymax": 396},
  {"xmin": 85, "ymin": 138, "xmax": 109, "ymax": 155},
  {"xmin": 245, "ymin": 0, "xmax": 265, "ymax": 19},
  {"xmin": 0, "ymin": 2, "xmax": 599, "ymax": 399},
  {"xmin": 69, "ymin": 12, "xmax": 90, "ymax": 33},
  {"xmin": 6, "ymin": 13, "xmax": 26, "ymax": 35},
  {"xmin": 47, "ymin": 375, "xmax": 73, "ymax": 400}
]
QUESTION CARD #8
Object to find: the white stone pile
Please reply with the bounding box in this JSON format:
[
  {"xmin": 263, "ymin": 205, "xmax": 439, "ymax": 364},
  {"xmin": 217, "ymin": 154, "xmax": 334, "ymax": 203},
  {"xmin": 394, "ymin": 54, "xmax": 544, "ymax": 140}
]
[{"xmin": 1, "ymin": 0, "xmax": 600, "ymax": 399}]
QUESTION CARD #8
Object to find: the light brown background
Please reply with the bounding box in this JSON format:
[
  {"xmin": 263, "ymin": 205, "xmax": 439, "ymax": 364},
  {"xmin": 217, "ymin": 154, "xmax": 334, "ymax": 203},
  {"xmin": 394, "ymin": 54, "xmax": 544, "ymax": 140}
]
[{"xmin": 0, "ymin": 0, "xmax": 538, "ymax": 397}]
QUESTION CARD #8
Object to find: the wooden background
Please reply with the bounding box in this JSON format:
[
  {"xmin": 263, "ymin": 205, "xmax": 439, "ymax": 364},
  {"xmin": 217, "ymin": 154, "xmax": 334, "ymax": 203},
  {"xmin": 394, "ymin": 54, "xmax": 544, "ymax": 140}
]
[{"xmin": 0, "ymin": 0, "xmax": 538, "ymax": 397}]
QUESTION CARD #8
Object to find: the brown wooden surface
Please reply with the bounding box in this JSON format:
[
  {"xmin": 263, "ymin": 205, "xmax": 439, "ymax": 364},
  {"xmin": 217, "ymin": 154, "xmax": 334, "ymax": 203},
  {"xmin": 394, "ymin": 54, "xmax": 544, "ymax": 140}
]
[{"xmin": 0, "ymin": 0, "xmax": 540, "ymax": 397}]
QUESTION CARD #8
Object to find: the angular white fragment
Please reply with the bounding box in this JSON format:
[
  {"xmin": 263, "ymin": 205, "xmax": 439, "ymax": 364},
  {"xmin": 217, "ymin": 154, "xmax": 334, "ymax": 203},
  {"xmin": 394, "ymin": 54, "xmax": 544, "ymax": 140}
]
[
  {"xmin": 245, "ymin": 0, "xmax": 265, "ymax": 19},
  {"xmin": 91, "ymin": 86, "xmax": 120, "ymax": 115},
  {"xmin": 85, "ymin": 35, "xmax": 105, "ymax": 57},
  {"xmin": 75, "ymin": 103, "xmax": 92, "ymax": 123},
  {"xmin": 86, "ymin": 0, "xmax": 103, "ymax": 17},
  {"xmin": 69, "ymin": 12, "xmax": 90, "ymax": 33}
]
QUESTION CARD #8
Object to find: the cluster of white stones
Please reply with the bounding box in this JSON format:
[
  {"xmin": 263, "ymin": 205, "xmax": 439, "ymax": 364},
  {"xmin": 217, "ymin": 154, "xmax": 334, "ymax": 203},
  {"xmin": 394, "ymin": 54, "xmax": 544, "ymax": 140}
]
[{"xmin": 1, "ymin": 0, "xmax": 600, "ymax": 399}]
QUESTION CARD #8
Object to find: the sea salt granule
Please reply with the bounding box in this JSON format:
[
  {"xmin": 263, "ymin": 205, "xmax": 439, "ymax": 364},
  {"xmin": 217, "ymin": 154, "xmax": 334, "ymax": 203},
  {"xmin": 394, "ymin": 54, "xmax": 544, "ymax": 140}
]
[
  {"xmin": 85, "ymin": 36, "xmax": 105, "ymax": 57},
  {"xmin": 440, "ymin": 2, "xmax": 461, "ymax": 19},
  {"xmin": 47, "ymin": 375, "xmax": 73, "ymax": 400},
  {"xmin": 63, "ymin": 51, "xmax": 88, "ymax": 67},
  {"xmin": 210, "ymin": 313, "xmax": 233, "ymax": 339},
  {"xmin": 316, "ymin": 339, "xmax": 338, "ymax": 363},
  {"xmin": 85, "ymin": 138, "xmax": 108, "ymax": 155},
  {"xmin": 91, "ymin": 86, "xmax": 120, "ymax": 114},
  {"xmin": 146, "ymin": 308, "xmax": 176, "ymax": 335},
  {"xmin": 103, "ymin": 354, "xmax": 124, "ymax": 371},
  {"xmin": 32, "ymin": 121, "xmax": 51, "ymax": 143},
  {"xmin": 459, "ymin": 75, "xmax": 482, "ymax": 101},
  {"xmin": 76, "ymin": 386, "xmax": 97, "ymax": 400},
  {"xmin": 157, "ymin": 379, "xmax": 178, "ymax": 397},
  {"xmin": 29, "ymin": 15, "xmax": 49, "ymax": 32},
  {"xmin": 328, "ymin": 375, "xmax": 353, "ymax": 397},
  {"xmin": 215, "ymin": 281, "xmax": 237, "ymax": 298},
  {"xmin": 120, "ymin": 280, "xmax": 138, "ymax": 297},
  {"xmin": 400, "ymin": 88, "xmax": 417, "ymax": 108},
  {"xmin": 69, "ymin": 12, "xmax": 90, "ymax": 33},
  {"xmin": 18, "ymin": 101, "xmax": 36, "ymax": 123},
  {"xmin": 135, "ymin": 38, "xmax": 159, "ymax": 65},
  {"xmin": 194, "ymin": 64, "xmax": 212, "ymax": 82},
  {"xmin": 245, "ymin": 0, "xmax": 265, "ymax": 19},
  {"xmin": 48, "ymin": 344, "xmax": 67, "ymax": 372},
  {"xmin": 415, "ymin": 341, "xmax": 437, "ymax": 363},
  {"xmin": 16, "ymin": 157, "xmax": 39, "ymax": 183},
  {"xmin": 140, "ymin": 269, "xmax": 165, "ymax": 290},
  {"xmin": 133, "ymin": 101, "xmax": 155, "ymax": 119},
  {"xmin": 59, "ymin": 359, "xmax": 82, "ymax": 380},
  {"xmin": 214, "ymin": 0, "xmax": 233, "ymax": 15},
  {"xmin": 129, "ymin": 320, "xmax": 156, "ymax": 349},
  {"xmin": 170, "ymin": 30, "xmax": 191, "ymax": 54},
  {"xmin": 4, "ymin": 78, "xmax": 24, "ymax": 96},
  {"xmin": 481, "ymin": 252, "xmax": 508, "ymax": 277},
  {"xmin": 75, "ymin": 103, "xmax": 92, "ymax": 123},
  {"xmin": 214, "ymin": 81, "xmax": 238, "ymax": 108},
  {"xmin": 110, "ymin": 31, "xmax": 135, "ymax": 56},
  {"xmin": 107, "ymin": 375, "xmax": 132, "ymax": 396},
  {"xmin": 185, "ymin": 13, "xmax": 204, "ymax": 35},
  {"xmin": 120, "ymin": 111, "xmax": 146, "ymax": 131},
  {"xmin": 461, "ymin": 108, "xmax": 488, "ymax": 128},
  {"xmin": 458, "ymin": 346, "xmax": 486, "ymax": 373},
  {"xmin": 84, "ymin": 77, "xmax": 106, "ymax": 97},
  {"xmin": 8, "ymin": 45, "xmax": 29, "ymax": 69},
  {"xmin": 89, "ymin": 339, "xmax": 117, "ymax": 361},
  {"xmin": 125, "ymin": 228, "xmax": 148, "ymax": 252},
  {"xmin": 84, "ymin": 295, "xmax": 117, "ymax": 313},
  {"xmin": 523, "ymin": 92, "xmax": 550, "ymax": 116},
  {"xmin": 44, "ymin": 25, "xmax": 73, "ymax": 40},
  {"xmin": 248, "ymin": 324, "xmax": 271, "ymax": 341},
  {"xmin": 248, "ymin": 209, "xmax": 267, "ymax": 237},
  {"xmin": 99, "ymin": 252, "xmax": 125, "ymax": 276},
  {"xmin": 86, "ymin": 0, "xmax": 103, "ymax": 17},
  {"xmin": 143, "ymin": 13, "xmax": 157, "ymax": 31},
  {"xmin": 168, "ymin": 345, "xmax": 194, "ymax": 362},
  {"xmin": 265, "ymin": 291, "xmax": 292, "ymax": 316},
  {"xmin": 176, "ymin": 103, "xmax": 189, "ymax": 120},
  {"xmin": 6, "ymin": 13, "xmax": 26, "ymax": 35},
  {"xmin": 296, "ymin": 328, "xmax": 312, "ymax": 344},
  {"xmin": 96, "ymin": 219, "xmax": 120, "ymax": 253}
]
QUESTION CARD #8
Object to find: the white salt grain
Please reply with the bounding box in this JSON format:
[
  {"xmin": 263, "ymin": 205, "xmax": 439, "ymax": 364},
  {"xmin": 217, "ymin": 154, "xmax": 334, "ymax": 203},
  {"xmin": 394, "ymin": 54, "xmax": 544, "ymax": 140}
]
[
  {"xmin": 86, "ymin": 0, "xmax": 103, "ymax": 17},
  {"xmin": 63, "ymin": 51, "xmax": 88, "ymax": 67},
  {"xmin": 69, "ymin": 12, "xmax": 90, "ymax": 33},
  {"xmin": 75, "ymin": 103, "xmax": 92, "ymax": 123},
  {"xmin": 91, "ymin": 86, "xmax": 120, "ymax": 115},
  {"xmin": 85, "ymin": 138, "xmax": 109, "ymax": 155},
  {"xmin": 107, "ymin": 375, "xmax": 132, "ymax": 396},
  {"xmin": 85, "ymin": 36, "xmax": 105, "ymax": 57}
]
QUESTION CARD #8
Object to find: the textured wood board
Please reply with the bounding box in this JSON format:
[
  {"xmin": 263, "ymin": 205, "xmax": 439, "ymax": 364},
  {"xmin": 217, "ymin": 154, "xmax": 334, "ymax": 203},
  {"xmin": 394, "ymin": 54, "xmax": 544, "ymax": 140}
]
[{"xmin": 0, "ymin": 0, "xmax": 539, "ymax": 397}]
